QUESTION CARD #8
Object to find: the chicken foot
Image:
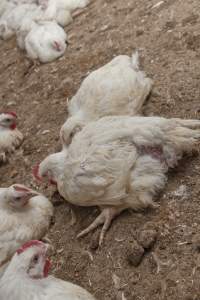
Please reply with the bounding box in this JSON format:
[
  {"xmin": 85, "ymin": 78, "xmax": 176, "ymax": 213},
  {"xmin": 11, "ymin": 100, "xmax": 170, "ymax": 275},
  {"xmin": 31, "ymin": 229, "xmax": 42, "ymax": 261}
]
[{"xmin": 77, "ymin": 206, "xmax": 124, "ymax": 245}]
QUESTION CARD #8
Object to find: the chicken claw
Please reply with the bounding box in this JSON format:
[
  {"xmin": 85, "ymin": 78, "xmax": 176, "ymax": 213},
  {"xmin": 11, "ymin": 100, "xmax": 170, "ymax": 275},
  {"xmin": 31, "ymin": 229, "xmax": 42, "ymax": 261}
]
[{"xmin": 77, "ymin": 207, "xmax": 123, "ymax": 245}]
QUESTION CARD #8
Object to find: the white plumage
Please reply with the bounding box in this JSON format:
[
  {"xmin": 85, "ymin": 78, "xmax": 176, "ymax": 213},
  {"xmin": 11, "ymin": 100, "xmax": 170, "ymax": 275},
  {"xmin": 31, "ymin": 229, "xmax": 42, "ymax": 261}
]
[
  {"xmin": 0, "ymin": 240, "xmax": 96, "ymax": 300},
  {"xmin": 0, "ymin": 2, "xmax": 17, "ymax": 40},
  {"xmin": 23, "ymin": 20, "xmax": 68, "ymax": 63},
  {"xmin": 0, "ymin": 112, "xmax": 23, "ymax": 163},
  {"xmin": 60, "ymin": 52, "xmax": 153, "ymax": 145},
  {"xmin": 0, "ymin": 0, "xmax": 9, "ymax": 18},
  {"xmin": 0, "ymin": 185, "xmax": 53, "ymax": 277},
  {"xmin": 41, "ymin": 0, "xmax": 90, "ymax": 27},
  {"xmin": 0, "ymin": 0, "xmax": 89, "ymax": 61},
  {"xmin": 45, "ymin": 0, "xmax": 90, "ymax": 13},
  {"xmin": 36, "ymin": 116, "xmax": 200, "ymax": 244},
  {"xmin": 0, "ymin": 3, "xmax": 43, "ymax": 40}
]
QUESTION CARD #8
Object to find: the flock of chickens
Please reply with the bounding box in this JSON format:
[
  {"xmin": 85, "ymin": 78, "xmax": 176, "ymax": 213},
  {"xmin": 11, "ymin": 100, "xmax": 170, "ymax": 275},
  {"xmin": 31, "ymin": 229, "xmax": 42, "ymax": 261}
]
[
  {"xmin": 0, "ymin": 32, "xmax": 200, "ymax": 300},
  {"xmin": 0, "ymin": 0, "xmax": 89, "ymax": 62}
]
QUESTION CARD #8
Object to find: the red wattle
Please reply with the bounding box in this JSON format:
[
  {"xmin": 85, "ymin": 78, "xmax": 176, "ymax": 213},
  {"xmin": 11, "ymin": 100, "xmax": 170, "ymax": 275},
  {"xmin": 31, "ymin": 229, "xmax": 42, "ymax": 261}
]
[
  {"xmin": 43, "ymin": 258, "xmax": 51, "ymax": 277},
  {"xmin": 10, "ymin": 123, "xmax": 16, "ymax": 130}
]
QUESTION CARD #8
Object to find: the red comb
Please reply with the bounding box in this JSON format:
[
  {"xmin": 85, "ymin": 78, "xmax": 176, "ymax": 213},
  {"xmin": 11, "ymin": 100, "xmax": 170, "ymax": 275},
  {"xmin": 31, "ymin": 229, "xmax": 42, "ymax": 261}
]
[
  {"xmin": 44, "ymin": 258, "xmax": 51, "ymax": 277},
  {"xmin": 3, "ymin": 111, "xmax": 17, "ymax": 118},
  {"xmin": 33, "ymin": 164, "xmax": 42, "ymax": 181},
  {"xmin": 13, "ymin": 185, "xmax": 31, "ymax": 193},
  {"xmin": 17, "ymin": 240, "xmax": 44, "ymax": 255}
]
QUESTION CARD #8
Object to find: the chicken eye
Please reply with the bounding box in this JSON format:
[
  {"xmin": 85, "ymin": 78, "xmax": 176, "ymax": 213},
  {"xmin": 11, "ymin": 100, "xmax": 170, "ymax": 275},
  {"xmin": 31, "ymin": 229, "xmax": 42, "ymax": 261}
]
[
  {"xmin": 5, "ymin": 118, "xmax": 11, "ymax": 122},
  {"xmin": 32, "ymin": 255, "xmax": 39, "ymax": 264},
  {"xmin": 15, "ymin": 196, "xmax": 21, "ymax": 201}
]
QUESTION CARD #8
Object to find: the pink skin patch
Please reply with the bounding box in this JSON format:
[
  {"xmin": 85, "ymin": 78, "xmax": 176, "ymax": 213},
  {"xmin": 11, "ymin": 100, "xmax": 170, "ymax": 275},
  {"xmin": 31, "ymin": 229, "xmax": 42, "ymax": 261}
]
[
  {"xmin": 17, "ymin": 240, "xmax": 44, "ymax": 255},
  {"xmin": 33, "ymin": 164, "xmax": 42, "ymax": 181},
  {"xmin": 53, "ymin": 41, "xmax": 62, "ymax": 52},
  {"xmin": 138, "ymin": 145, "xmax": 165, "ymax": 162}
]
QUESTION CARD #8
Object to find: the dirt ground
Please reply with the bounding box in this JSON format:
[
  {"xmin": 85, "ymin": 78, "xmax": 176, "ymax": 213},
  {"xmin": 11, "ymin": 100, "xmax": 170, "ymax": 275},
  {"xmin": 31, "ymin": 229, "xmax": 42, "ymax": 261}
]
[{"xmin": 0, "ymin": 0, "xmax": 200, "ymax": 299}]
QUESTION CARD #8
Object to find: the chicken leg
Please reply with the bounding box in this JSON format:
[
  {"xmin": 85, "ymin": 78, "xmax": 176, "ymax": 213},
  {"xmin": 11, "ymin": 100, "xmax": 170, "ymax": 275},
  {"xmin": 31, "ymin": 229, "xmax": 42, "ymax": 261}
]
[{"xmin": 77, "ymin": 206, "xmax": 124, "ymax": 245}]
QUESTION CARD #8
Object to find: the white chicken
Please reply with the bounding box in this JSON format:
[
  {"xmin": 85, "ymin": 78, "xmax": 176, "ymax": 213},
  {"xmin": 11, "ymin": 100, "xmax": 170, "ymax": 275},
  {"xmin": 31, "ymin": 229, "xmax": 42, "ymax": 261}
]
[
  {"xmin": 0, "ymin": 0, "xmax": 9, "ymax": 18},
  {"xmin": 0, "ymin": 240, "xmax": 96, "ymax": 300},
  {"xmin": 23, "ymin": 20, "xmax": 68, "ymax": 63},
  {"xmin": 0, "ymin": 2, "xmax": 17, "ymax": 40},
  {"xmin": 0, "ymin": 112, "xmax": 23, "ymax": 162},
  {"xmin": 0, "ymin": 2, "xmax": 44, "ymax": 40},
  {"xmin": 43, "ymin": 0, "xmax": 89, "ymax": 26},
  {"xmin": 35, "ymin": 116, "xmax": 200, "ymax": 244},
  {"xmin": 60, "ymin": 52, "xmax": 153, "ymax": 145},
  {"xmin": 0, "ymin": 185, "xmax": 53, "ymax": 277}
]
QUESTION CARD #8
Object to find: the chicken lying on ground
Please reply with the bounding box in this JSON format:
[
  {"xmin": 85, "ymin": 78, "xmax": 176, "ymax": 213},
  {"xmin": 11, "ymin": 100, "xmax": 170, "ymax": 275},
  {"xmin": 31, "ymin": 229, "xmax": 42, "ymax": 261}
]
[
  {"xmin": 18, "ymin": 20, "xmax": 68, "ymax": 63},
  {"xmin": 43, "ymin": 0, "xmax": 90, "ymax": 26},
  {"xmin": 35, "ymin": 116, "xmax": 200, "ymax": 245},
  {"xmin": 0, "ymin": 112, "xmax": 23, "ymax": 163},
  {"xmin": 0, "ymin": 185, "xmax": 53, "ymax": 277},
  {"xmin": 0, "ymin": 240, "xmax": 96, "ymax": 300},
  {"xmin": 0, "ymin": 3, "xmax": 42, "ymax": 40},
  {"xmin": 0, "ymin": 2, "xmax": 68, "ymax": 62},
  {"xmin": 60, "ymin": 52, "xmax": 153, "ymax": 145}
]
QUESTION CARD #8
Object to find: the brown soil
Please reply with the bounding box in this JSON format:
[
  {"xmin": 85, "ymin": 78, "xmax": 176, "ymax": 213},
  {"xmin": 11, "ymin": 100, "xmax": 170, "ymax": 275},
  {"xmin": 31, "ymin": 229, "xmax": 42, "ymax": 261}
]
[{"xmin": 0, "ymin": 0, "xmax": 200, "ymax": 299}]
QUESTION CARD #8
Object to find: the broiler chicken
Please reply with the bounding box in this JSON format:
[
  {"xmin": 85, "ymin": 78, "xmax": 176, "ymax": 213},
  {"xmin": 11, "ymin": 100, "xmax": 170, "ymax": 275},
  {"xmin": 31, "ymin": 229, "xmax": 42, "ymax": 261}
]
[
  {"xmin": 0, "ymin": 185, "xmax": 53, "ymax": 277},
  {"xmin": 0, "ymin": 1, "xmax": 68, "ymax": 63},
  {"xmin": 0, "ymin": 3, "xmax": 42, "ymax": 40},
  {"xmin": 0, "ymin": 112, "xmax": 23, "ymax": 163},
  {"xmin": 35, "ymin": 116, "xmax": 200, "ymax": 244},
  {"xmin": 0, "ymin": 1, "xmax": 16, "ymax": 39},
  {"xmin": 60, "ymin": 52, "xmax": 153, "ymax": 145},
  {"xmin": 0, "ymin": 240, "xmax": 96, "ymax": 300},
  {"xmin": 23, "ymin": 20, "xmax": 68, "ymax": 63},
  {"xmin": 43, "ymin": 0, "xmax": 89, "ymax": 26}
]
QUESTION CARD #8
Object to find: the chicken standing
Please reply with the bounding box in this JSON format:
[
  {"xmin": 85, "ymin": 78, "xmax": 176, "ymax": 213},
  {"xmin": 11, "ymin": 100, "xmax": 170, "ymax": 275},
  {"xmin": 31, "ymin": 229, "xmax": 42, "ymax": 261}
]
[
  {"xmin": 0, "ymin": 112, "xmax": 23, "ymax": 162},
  {"xmin": 0, "ymin": 240, "xmax": 96, "ymax": 300},
  {"xmin": 35, "ymin": 116, "xmax": 200, "ymax": 244},
  {"xmin": 0, "ymin": 185, "xmax": 53, "ymax": 277},
  {"xmin": 60, "ymin": 52, "xmax": 153, "ymax": 145}
]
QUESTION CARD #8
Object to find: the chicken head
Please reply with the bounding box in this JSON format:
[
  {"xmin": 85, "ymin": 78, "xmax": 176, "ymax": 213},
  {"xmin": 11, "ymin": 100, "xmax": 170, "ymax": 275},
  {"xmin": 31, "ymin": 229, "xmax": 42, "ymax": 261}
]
[
  {"xmin": 5, "ymin": 184, "xmax": 39, "ymax": 208},
  {"xmin": 0, "ymin": 112, "xmax": 17, "ymax": 130},
  {"xmin": 15, "ymin": 240, "xmax": 51, "ymax": 279}
]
